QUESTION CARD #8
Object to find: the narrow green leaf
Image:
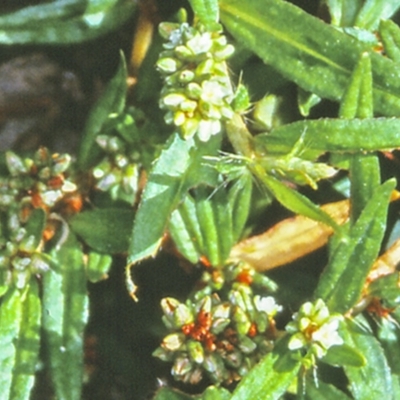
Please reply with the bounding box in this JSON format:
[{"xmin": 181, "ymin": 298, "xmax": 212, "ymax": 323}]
[
  {"xmin": 195, "ymin": 187, "xmax": 220, "ymax": 266},
  {"xmin": 368, "ymin": 273, "xmax": 400, "ymax": 307},
  {"xmin": 322, "ymin": 344, "xmax": 366, "ymax": 368},
  {"xmin": 355, "ymin": 0, "xmax": 400, "ymax": 30},
  {"xmin": 255, "ymin": 118, "xmax": 400, "ymax": 157},
  {"xmin": 0, "ymin": 287, "xmax": 22, "ymax": 397},
  {"xmin": 219, "ymin": 0, "xmax": 400, "ymax": 117},
  {"xmin": 128, "ymin": 134, "xmax": 195, "ymax": 264},
  {"xmin": 228, "ymin": 172, "xmax": 253, "ymax": 242},
  {"xmin": 257, "ymin": 172, "xmax": 340, "ymax": 230},
  {"xmin": 315, "ymin": 179, "xmax": 395, "ymax": 313},
  {"xmin": 339, "ymin": 52, "xmax": 380, "ymax": 222},
  {"xmin": 128, "ymin": 133, "xmax": 220, "ymax": 265},
  {"xmin": 343, "ymin": 316, "xmax": 393, "ymax": 400},
  {"xmin": 169, "ymin": 194, "xmax": 205, "ymax": 263},
  {"xmin": 70, "ymin": 208, "xmax": 134, "ymax": 254},
  {"xmin": 305, "ymin": 376, "xmax": 351, "ymax": 400},
  {"xmin": 380, "ymin": 19, "xmax": 400, "ymax": 63},
  {"xmin": 78, "ymin": 53, "xmax": 127, "ymax": 170},
  {"xmin": 325, "ymin": 0, "xmax": 363, "ymax": 27},
  {"xmin": 0, "ymin": 0, "xmax": 136, "ymax": 44},
  {"xmin": 377, "ymin": 318, "xmax": 400, "ymax": 374},
  {"xmin": 86, "ymin": 251, "xmax": 113, "ymax": 282},
  {"xmin": 42, "ymin": 233, "xmax": 88, "ymax": 400},
  {"xmin": 169, "ymin": 203, "xmax": 201, "ymax": 264},
  {"xmin": 188, "ymin": 0, "xmax": 219, "ymax": 28},
  {"xmin": 339, "ymin": 52, "xmax": 373, "ymax": 119},
  {"xmin": 230, "ymin": 336, "xmax": 301, "ymax": 400},
  {"xmin": 10, "ymin": 281, "xmax": 41, "ymax": 400}
]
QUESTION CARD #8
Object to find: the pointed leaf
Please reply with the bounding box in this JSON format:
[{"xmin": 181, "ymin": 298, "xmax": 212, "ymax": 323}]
[
  {"xmin": 42, "ymin": 233, "xmax": 88, "ymax": 400},
  {"xmin": 315, "ymin": 179, "xmax": 395, "ymax": 313},
  {"xmin": 188, "ymin": 0, "xmax": 219, "ymax": 28},
  {"xmin": 258, "ymin": 173, "xmax": 340, "ymax": 230},
  {"xmin": 10, "ymin": 281, "xmax": 41, "ymax": 400},
  {"xmin": 256, "ymin": 118, "xmax": 400, "ymax": 158},
  {"xmin": 355, "ymin": 0, "xmax": 400, "ymax": 30},
  {"xmin": 305, "ymin": 377, "xmax": 351, "ymax": 400},
  {"xmin": 0, "ymin": 0, "xmax": 136, "ymax": 45},
  {"xmin": 322, "ymin": 344, "xmax": 366, "ymax": 368},
  {"xmin": 128, "ymin": 133, "xmax": 220, "ymax": 264},
  {"xmin": 70, "ymin": 208, "xmax": 134, "ymax": 254},
  {"xmin": 219, "ymin": 0, "xmax": 400, "ymax": 117},
  {"xmin": 0, "ymin": 287, "xmax": 23, "ymax": 397},
  {"xmin": 380, "ymin": 19, "xmax": 400, "ymax": 63},
  {"xmin": 377, "ymin": 318, "xmax": 400, "ymax": 374},
  {"xmin": 343, "ymin": 316, "xmax": 393, "ymax": 400},
  {"xmin": 230, "ymin": 336, "xmax": 301, "ymax": 400},
  {"xmin": 78, "ymin": 53, "xmax": 127, "ymax": 170}
]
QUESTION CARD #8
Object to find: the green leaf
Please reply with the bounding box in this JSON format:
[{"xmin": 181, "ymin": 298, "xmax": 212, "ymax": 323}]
[
  {"xmin": 78, "ymin": 53, "xmax": 127, "ymax": 170},
  {"xmin": 0, "ymin": 283, "xmax": 40, "ymax": 400},
  {"xmin": 322, "ymin": 344, "xmax": 366, "ymax": 368},
  {"xmin": 153, "ymin": 387, "xmax": 193, "ymax": 400},
  {"xmin": 230, "ymin": 336, "xmax": 301, "ymax": 400},
  {"xmin": 219, "ymin": 0, "xmax": 400, "ymax": 117},
  {"xmin": 42, "ymin": 232, "xmax": 88, "ymax": 400},
  {"xmin": 86, "ymin": 251, "xmax": 113, "ymax": 282},
  {"xmin": 325, "ymin": 0, "xmax": 363, "ymax": 27},
  {"xmin": 169, "ymin": 195, "xmax": 204, "ymax": 264},
  {"xmin": 0, "ymin": 0, "xmax": 136, "ymax": 45},
  {"xmin": 305, "ymin": 376, "xmax": 351, "ymax": 400},
  {"xmin": 255, "ymin": 118, "xmax": 400, "ymax": 157},
  {"xmin": 228, "ymin": 172, "xmax": 252, "ymax": 242},
  {"xmin": 338, "ymin": 52, "xmax": 380, "ymax": 222},
  {"xmin": 315, "ymin": 179, "xmax": 395, "ymax": 313},
  {"xmin": 256, "ymin": 172, "xmax": 340, "ymax": 230},
  {"xmin": 188, "ymin": 0, "xmax": 219, "ymax": 28},
  {"xmin": 128, "ymin": 133, "xmax": 220, "ymax": 265},
  {"xmin": 377, "ymin": 318, "xmax": 400, "ymax": 374},
  {"xmin": 343, "ymin": 316, "xmax": 394, "ymax": 400},
  {"xmin": 201, "ymin": 386, "xmax": 231, "ymax": 400},
  {"xmin": 367, "ymin": 273, "xmax": 400, "ymax": 308},
  {"xmin": 10, "ymin": 281, "xmax": 41, "ymax": 400},
  {"xmin": 354, "ymin": 0, "xmax": 400, "ymax": 31},
  {"xmin": 70, "ymin": 208, "xmax": 134, "ymax": 254},
  {"xmin": 380, "ymin": 19, "xmax": 400, "ymax": 63},
  {"xmin": 0, "ymin": 287, "xmax": 23, "ymax": 397}
]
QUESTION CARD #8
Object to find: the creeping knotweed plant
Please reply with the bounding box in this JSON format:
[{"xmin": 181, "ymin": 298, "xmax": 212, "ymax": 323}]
[
  {"xmin": 154, "ymin": 263, "xmax": 282, "ymax": 385},
  {"xmin": 286, "ymin": 298, "xmax": 344, "ymax": 361},
  {"xmin": 156, "ymin": 21, "xmax": 235, "ymax": 141}
]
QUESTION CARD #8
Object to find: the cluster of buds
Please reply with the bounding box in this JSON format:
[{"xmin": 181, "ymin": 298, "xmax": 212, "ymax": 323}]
[
  {"xmin": 156, "ymin": 21, "xmax": 235, "ymax": 141},
  {"xmin": 154, "ymin": 263, "xmax": 282, "ymax": 385},
  {"xmin": 92, "ymin": 133, "xmax": 140, "ymax": 204},
  {"xmin": 286, "ymin": 298, "xmax": 344, "ymax": 361},
  {"xmin": 0, "ymin": 212, "xmax": 50, "ymax": 292},
  {"xmin": 0, "ymin": 147, "xmax": 77, "ymax": 211},
  {"xmin": 0, "ymin": 147, "xmax": 78, "ymax": 291}
]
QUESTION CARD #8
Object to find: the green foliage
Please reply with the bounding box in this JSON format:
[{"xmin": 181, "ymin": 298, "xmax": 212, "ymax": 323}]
[{"xmin": 3, "ymin": 0, "xmax": 400, "ymax": 399}]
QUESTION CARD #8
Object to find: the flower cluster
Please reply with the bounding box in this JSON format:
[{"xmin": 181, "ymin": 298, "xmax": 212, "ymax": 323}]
[
  {"xmin": 92, "ymin": 132, "xmax": 140, "ymax": 205},
  {"xmin": 0, "ymin": 147, "xmax": 77, "ymax": 211},
  {"xmin": 0, "ymin": 147, "xmax": 78, "ymax": 291},
  {"xmin": 156, "ymin": 21, "xmax": 235, "ymax": 141},
  {"xmin": 285, "ymin": 298, "xmax": 343, "ymax": 360},
  {"xmin": 154, "ymin": 263, "xmax": 282, "ymax": 385}
]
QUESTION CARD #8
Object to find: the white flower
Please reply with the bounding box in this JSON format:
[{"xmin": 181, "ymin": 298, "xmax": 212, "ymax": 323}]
[
  {"xmin": 286, "ymin": 298, "xmax": 343, "ymax": 359},
  {"xmin": 254, "ymin": 295, "xmax": 283, "ymax": 317}
]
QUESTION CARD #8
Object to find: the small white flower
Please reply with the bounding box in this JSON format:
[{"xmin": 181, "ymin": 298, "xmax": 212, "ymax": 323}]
[
  {"xmin": 197, "ymin": 119, "xmax": 221, "ymax": 141},
  {"xmin": 254, "ymin": 295, "xmax": 283, "ymax": 317},
  {"xmin": 186, "ymin": 32, "xmax": 213, "ymax": 54},
  {"xmin": 285, "ymin": 298, "xmax": 343, "ymax": 359}
]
